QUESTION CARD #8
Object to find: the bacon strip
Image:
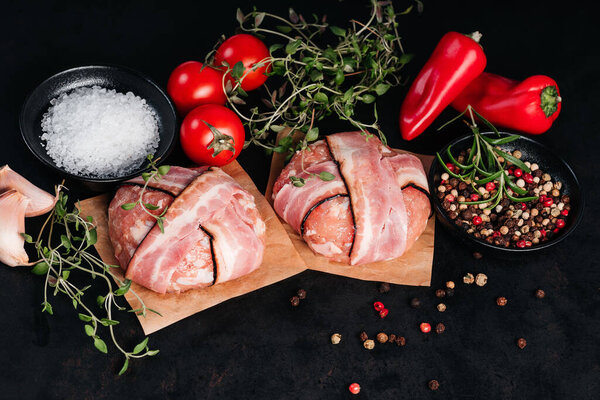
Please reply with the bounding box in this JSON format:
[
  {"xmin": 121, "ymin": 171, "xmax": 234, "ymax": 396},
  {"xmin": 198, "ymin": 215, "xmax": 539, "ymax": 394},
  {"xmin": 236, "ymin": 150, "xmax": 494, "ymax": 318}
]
[
  {"xmin": 326, "ymin": 132, "xmax": 409, "ymax": 265},
  {"xmin": 125, "ymin": 166, "xmax": 208, "ymax": 196},
  {"xmin": 124, "ymin": 168, "xmax": 265, "ymax": 293}
]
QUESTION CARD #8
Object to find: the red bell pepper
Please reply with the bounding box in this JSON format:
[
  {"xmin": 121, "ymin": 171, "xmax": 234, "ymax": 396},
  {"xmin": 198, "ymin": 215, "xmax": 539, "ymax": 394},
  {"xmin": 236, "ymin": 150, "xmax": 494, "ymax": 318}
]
[
  {"xmin": 450, "ymin": 72, "xmax": 561, "ymax": 134},
  {"xmin": 399, "ymin": 31, "xmax": 487, "ymax": 141}
]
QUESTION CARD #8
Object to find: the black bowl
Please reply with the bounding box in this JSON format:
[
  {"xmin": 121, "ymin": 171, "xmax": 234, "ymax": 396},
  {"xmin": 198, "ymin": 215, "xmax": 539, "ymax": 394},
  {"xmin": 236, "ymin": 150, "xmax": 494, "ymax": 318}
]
[
  {"xmin": 20, "ymin": 65, "xmax": 177, "ymax": 193},
  {"xmin": 428, "ymin": 132, "xmax": 584, "ymax": 259}
]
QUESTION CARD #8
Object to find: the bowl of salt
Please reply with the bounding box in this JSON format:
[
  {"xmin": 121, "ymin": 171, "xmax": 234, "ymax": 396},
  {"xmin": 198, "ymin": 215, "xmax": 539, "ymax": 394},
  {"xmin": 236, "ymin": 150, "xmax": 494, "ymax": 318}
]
[{"xmin": 20, "ymin": 65, "xmax": 177, "ymax": 192}]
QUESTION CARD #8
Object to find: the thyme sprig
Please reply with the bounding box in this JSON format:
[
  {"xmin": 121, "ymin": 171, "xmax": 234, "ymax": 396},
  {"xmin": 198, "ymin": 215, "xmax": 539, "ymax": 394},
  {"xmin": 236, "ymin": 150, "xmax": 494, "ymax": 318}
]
[
  {"xmin": 436, "ymin": 106, "xmax": 539, "ymax": 210},
  {"xmin": 212, "ymin": 0, "xmax": 419, "ymax": 157},
  {"xmin": 120, "ymin": 155, "xmax": 171, "ymax": 233},
  {"xmin": 23, "ymin": 189, "xmax": 160, "ymax": 376}
]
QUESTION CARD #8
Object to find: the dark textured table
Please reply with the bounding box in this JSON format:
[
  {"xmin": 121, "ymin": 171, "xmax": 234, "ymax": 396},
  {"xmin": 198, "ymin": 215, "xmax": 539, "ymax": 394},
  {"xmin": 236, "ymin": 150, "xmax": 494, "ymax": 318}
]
[{"xmin": 1, "ymin": 1, "xmax": 598, "ymax": 399}]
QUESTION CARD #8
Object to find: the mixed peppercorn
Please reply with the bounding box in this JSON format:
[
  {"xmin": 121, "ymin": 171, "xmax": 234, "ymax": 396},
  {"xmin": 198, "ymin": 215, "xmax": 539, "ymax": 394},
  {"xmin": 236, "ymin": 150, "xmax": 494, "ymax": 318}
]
[{"xmin": 437, "ymin": 148, "xmax": 571, "ymax": 248}]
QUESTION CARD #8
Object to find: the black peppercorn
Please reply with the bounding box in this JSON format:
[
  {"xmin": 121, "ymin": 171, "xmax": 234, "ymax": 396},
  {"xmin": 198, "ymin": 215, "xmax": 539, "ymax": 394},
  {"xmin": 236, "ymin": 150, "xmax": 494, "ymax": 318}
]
[
  {"xmin": 297, "ymin": 289, "xmax": 306, "ymax": 299},
  {"xmin": 496, "ymin": 296, "xmax": 507, "ymax": 306},
  {"xmin": 359, "ymin": 331, "xmax": 368, "ymax": 342},
  {"xmin": 517, "ymin": 338, "xmax": 527, "ymax": 349},
  {"xmin": 290, "ymin": 296, "xmax": 300, "ymax": 307},
  {"xmin": 410, "ymin": 297, "xmax": 421, "ymax": 308},
  {"xmin": 396, "ymin": 336, "xmax": 406, "ymax": 346},
  {"xmin": 445, "ymin": 288, "xmax": 454, "ymax": 297},
  {"xmin": 435, "ymin": 323, "xmax": 445, "ymax": 334},
  {"xmin": 378, "ymin": 282, "xmax": 391, "ymax": 293},
  {"xmin": 388, "ymin": 334, "xmax": 397, "ymax": 343},
  {"xmin": 535, "ymin": 289, "xmax": 545, "ymax": 299},
  {"xmin": 435, "ymin": 289, "xmax": 446, "ymax": 298},
  {"xmin": 473, "ymin": 252, "xmax": 483, "ymax": 260},
  {"xmin": 428, "ymin": 380, "xmax": 440, "ymax": 391}
]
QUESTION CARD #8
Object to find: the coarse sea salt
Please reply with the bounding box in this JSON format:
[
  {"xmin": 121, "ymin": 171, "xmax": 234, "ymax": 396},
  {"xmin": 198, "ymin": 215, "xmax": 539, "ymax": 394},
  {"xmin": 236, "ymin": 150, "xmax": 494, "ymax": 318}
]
[{"xmin": 41, "ymin": 85, "xmax": 159, "ymax": 178}]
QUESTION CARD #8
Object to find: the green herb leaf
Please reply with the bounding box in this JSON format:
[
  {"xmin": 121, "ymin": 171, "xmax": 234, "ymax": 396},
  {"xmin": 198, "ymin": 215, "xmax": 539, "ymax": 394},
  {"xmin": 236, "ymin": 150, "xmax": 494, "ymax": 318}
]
[
  {"xmin": 118, "ymin": 358, "xmax": 129, "ymax": 376},
  {"xmin": 334, "ymin": 69, "xmax": 345, "ymax": 86},
  {"xmin": 305, "ymin": 127, "xmax": 319, "ymax": 142},
  {"xmin": 100, "ymin": 318, "xmax": 120, "ymax": 326},
  {"xmin": 254, "ymin": 12, "xmax": 266, "ymax": 27},
  {"xmin": 269, "ymin": 43, "xmax": 283, "ymax": 54},
  {"xmin": 96, "ymin": 295, "xmax": 105, "ymax": 308},
  {"xmin": 41, "ymin": 301, "xmax": 53, "ymax": 315},
  {"xmin": 141, "ymin": 172, "xmax": 152, "ymax": 182},
  {"xmin": 94, "ymin": 337, "xmax": 108, "ymax": 354},
  {"xmin": 62, "ymin": 270, "xmax": 70, "ymax": 280},
  {"xmin": 133, "ymin": 338, "xmax": 149, "ymax": 355},
  {"xmin": 32, "ymin": 262, "xmax": 49, "ymax": 276},
  {"xmin": 114, "ymin": 280, "xmax": 132, "ymax": 296},
  {"xmin": 319, "ymin": 172, "xmax": 335, "ymax": 181},
  {"xmin": 236, "ymin": 8, "xmax": 245, "ymax": 24},
  {"xmin": 285, "ymin": 39, "xmax": 302, "ymax": 55},
  {"xmin": 146, "ymin": 350, "xmax": 160, "ymax": 356},
  {"xmin": 79, "ymin": 313, "xmax": 92, "ymax": 322},
  {"xmin": 20, "ymin": 233, "xmax": 33, "ymax": 243},
  {"xmin": 60, "ymin": 234, "xmax": 71, "ymax": 251},
  {"xmin": 121, "ymin": 203, "xmax": 136, "ymax": 211},
  {"xmin": 361, "ymin": 94, "xmax": 376, "ymax": 104},
  {"xmin": 143, "ymin": 203, "xmax": 160, "ymax": 211},
  {"xmin": 330, "ymin": 26, "xmax": 346, "ymax": 37},
  {"xmin": 84, "ymin": 324, "xmax": 94, "ymax": 336},
  {"xmin": 231, "ymin": 61, "xmax": 245, "ymax": 80},
  {"xmin": 157, "ymin": 165, "xmax": 171, "ymax": 176},
  {"xmin": 276, "ymin": 25, "xmax": 292, "ymax": 33},
  {"xmin": 399, "ymin": 53, "xmax": 414, "ymax": 64},
  {"xmin": 375, "ymin": 83, "xmax": 391, "ymax": 95},
  {"xmin": 290, "ymin": 176, "xmax": 306, "ymax": 187},
  {"xmin": 157, "ymin": 218, "xmax": 165, "ymax": 234},
  {"xmin": 314, "ymin": 92, "xmax": 329, "ymax": 104},
  {"xmin": 86, "ymin": 228, "xmax": 97, "ymax": 247}
]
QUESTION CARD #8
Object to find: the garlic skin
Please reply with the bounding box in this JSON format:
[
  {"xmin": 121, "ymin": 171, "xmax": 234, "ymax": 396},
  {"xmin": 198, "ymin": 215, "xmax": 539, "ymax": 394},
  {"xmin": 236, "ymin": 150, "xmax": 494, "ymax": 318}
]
[
  {"xmin": 0, "ymin": 190, "xmax": 30, "ymax": 267},
  {"xmin": 0, "ymin": 165, "xmax": 57, "ymax": 217}
]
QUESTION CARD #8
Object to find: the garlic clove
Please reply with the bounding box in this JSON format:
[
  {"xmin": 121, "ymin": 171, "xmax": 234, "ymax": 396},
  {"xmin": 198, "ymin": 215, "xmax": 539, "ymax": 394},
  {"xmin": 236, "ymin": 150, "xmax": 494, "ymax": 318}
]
[
  {"xmin": 0, "ymin": 190, "xmax": 31, "ymax": 267},
  {"xmin": 0, "ymin": 165, "xmax": 57, "ymax": 217}
]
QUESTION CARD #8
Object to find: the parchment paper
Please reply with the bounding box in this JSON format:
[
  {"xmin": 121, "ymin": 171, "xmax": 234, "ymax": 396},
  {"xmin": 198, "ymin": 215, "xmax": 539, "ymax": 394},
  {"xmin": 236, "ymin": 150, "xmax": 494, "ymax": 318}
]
[
  {"xmin": 264, "ymin": 131, "xmax": 435, "ymax": 287},
  {"xmin": 79, "ymin": 161, "xmax": 307, "ymax": 334}
]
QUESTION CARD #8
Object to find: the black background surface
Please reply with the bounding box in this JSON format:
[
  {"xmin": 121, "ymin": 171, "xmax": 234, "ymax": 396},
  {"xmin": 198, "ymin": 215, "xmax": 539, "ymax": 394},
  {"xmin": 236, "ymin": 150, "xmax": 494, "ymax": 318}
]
[{"xmin": 1, "ymin": 1, "xmax": 599, "ymax": 399}]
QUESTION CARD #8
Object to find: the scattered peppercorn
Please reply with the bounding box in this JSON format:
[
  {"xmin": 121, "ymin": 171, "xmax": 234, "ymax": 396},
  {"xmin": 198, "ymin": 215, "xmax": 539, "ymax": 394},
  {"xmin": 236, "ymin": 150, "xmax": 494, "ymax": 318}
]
[
  {"xmin": 363, "ymin": 339, "xmax": 375, "ymax": 350},
  {"xmin": 420, "ymin": 322, "xmax": 431, "ymax": 333},
  {"xmin": 435, "ymin": 289, "xmax": 446, "ymax": 298},
  {"xmin": 437, "ymin": 303, "xmax": 446, "ymax": 312},
  {"xmin": 463, "ymin": 273, "xmax": 475, "ymax": 284},
  {"xmin": 410, "ymin": 297, "xmax": 422, "ymax": 308},
  {"xmin": 535, "ymin": 289, "xmax": 545, "ymax": 299},
  {"xmin": 396, "ymin": 336, "xmax": 406, "ymax": 346},
  {"xmin": 445, "ymin": 288, "xmax": 455, "ymax": 297},
  {"xmin": 378, "ymin": 282, "xmax": 391, "ymax": 293},
  {"xmin": 473, "ymin": 252, "xmax": 483, "ymax": 260},
  {"xmin": 446, "ymin": 281, "xmax": 455, "ymax": 289},
  {"xmin": 475, "ymin": 273, "xmax": 488, "ymax": 287},
  {"xmin": 496, "ymin": 297, "xmax": 508, "ymax": 306},
  {"xmin": 290, "ymin": 296, "xmax": 300, "ymax": 307},
  {"xmin": 428, "ymin": 380, "xmax": 440, "ymax": 391},
  {"xmin": 376, "ymin": 332, "xmax": 389, "ymax": 344},
  {"xmin": 297, "ymin": 289, "xmax": 306, "ymax": 299},
  {"xmin": 331, "ymin": 333, "xmax": 342, "ymax": 344},
  {"xmin": 435, "ymin": 323, "xmax": 445, "ymax": 334},
  {"xmin": 349, "ymin": 383, "xmax": 361, "ymax": 395},
  {"xmin": 359, "ymin": 331, "xmax": 368, "ymax": 342},
  {"xmin": 517, "ymin": 338, "xmax": 527, "ymax": 349},
  {"xmin": 388, "ymin": 334, "xmax": 397, "ymax": 343}
]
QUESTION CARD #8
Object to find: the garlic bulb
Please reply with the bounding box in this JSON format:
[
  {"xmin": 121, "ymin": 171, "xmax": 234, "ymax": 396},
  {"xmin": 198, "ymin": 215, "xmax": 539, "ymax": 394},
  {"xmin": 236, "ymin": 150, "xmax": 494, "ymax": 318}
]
[
  {"xmin": 0, "ymin": 190, "xmax": 30, "ymax": 267},
  {"xmin": 0, "ymin": 165, "xmax": 57, "ymax": 217}
]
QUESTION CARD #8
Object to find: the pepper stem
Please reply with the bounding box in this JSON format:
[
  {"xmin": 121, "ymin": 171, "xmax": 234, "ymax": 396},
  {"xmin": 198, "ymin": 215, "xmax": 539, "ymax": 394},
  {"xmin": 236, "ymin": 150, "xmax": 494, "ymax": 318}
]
[
  {"xmin": 540, "ymin": 86, "xmax": 561, "ymax": 117},
  {"xmin": 468, "ymin": 31, "xmax": 483, "ymax": 43}
]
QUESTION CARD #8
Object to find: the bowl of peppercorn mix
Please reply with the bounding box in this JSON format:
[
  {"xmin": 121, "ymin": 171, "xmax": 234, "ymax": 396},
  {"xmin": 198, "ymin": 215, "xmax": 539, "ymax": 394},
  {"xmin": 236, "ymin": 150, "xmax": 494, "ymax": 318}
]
[{"xmin": 428, "ymin": 132, "xmax": 583, "ymax": 258}]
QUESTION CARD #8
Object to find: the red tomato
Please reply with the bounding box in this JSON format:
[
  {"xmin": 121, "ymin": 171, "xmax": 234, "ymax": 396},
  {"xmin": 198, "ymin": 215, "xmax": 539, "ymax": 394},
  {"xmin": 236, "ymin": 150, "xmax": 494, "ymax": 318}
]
[
  {"xmin": 214, "ymin": 34, "xmax": 271, "ymax": 91},
  {"xmin": 167, "ymin": 61, "xmax": 227, "ymax": 115},
  {"xmin": 180, "ymin": 104, "xmax": 245, "ymax": 166}
]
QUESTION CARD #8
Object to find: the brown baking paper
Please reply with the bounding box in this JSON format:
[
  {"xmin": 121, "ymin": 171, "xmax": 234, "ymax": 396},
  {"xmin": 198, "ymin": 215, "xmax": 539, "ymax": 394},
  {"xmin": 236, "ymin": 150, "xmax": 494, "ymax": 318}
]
[
  {"xmin": 265, "ymin": 132, "xmax": 435, "ymax": 287},
  {"xmin": 78, "ymin": 161, "xmax": 307, "ymax": 334}
]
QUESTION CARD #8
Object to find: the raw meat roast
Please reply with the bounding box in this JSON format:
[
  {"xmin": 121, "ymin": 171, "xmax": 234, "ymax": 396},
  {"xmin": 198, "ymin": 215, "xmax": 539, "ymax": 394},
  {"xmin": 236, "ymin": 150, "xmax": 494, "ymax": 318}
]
[
  {"xmin": 272, "ymin": 131, "xmax": 430, "ymax": 265},
  {"xmin": 108, "ymin": 166, "xmax": 265, "ymax": 293}
]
